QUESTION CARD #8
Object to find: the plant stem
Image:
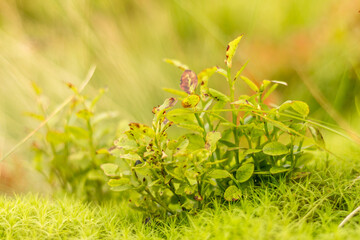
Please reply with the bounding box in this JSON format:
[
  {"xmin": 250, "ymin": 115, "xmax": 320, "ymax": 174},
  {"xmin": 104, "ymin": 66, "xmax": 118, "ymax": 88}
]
[
  {"xmin": 145, "ymin": 188, "xmax": 175, "ymax": 215},
  {"xmin": 227, "ymin": 68, "xmax": 240, "ymax": 165}
]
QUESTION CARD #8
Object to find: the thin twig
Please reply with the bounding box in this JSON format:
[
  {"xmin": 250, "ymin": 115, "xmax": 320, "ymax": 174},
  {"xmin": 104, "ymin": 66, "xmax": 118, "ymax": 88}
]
[
  {"xmin": 339, "ymin": 205, "xmax": 360, "ymax": 228},
  {"xmin": 0, "ymin": 65, "xmax": 96, "ymax": 162}
]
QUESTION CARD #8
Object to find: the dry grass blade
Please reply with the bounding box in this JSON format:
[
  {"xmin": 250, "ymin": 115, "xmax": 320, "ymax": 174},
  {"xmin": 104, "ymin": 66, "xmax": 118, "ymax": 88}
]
[
  {"xmin": 294, "ymin": 67, "xmax": 360, "ymax": 146},
  {"xmin": 339, "ymin": 205, "xmax": 360, "ymax": 228},
  {"xmin": 0, "ymin": 65, "xmax": 96, "ymax": 162}
]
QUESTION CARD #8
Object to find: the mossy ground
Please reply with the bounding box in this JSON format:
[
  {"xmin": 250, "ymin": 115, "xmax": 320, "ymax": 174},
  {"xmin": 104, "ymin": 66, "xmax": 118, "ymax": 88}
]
[{"xmin": 1, "ymin": 148, "xmax": 360, "ymax": 239}]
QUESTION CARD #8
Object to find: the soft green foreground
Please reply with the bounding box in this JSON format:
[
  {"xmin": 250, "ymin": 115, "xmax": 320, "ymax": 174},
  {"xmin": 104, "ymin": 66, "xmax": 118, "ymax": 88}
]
[{"xmin": 1, "ymin": 152, "xmax": 360, "ymax": 240}]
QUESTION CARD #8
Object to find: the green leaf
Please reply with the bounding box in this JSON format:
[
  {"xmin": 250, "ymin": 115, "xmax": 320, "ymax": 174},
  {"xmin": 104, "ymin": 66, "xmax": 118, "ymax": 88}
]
[
  {"xmin": 46, "ymin": 131, "xmax": 68, "ymax": 145},
  {"xmin": 76, "ymin": 109, "xmax": 93, "ymax": 120},
  {"xmin": 101, "ymin": 163, "xmax": 119, "ymax": 177},
  {"xmin": 225, "ymin": 35, "xmax": 243, "ymax": 68},
  {"xmin": 180, "ymin": 70, "xmax": 198, "ymax": 94},
  {"xmin": 216, "ymin": 67, "xmax": 227, "ymax": 77},
  {"xmin": 31, "ymin": 81, "xmax": 43, "ymax": 96},
  {"xmin": 162, "ymin": 88, "xmax": 188, "ymax": 97},
  {"xmin": 153, "ymin": 98, "xmax": 178, "ymax": 114},
  {"xmin": 96, "ymin": 148, "xmax": 110, "ymax": 155},
  {"xmin": 205, "ymin": 131, "xmax": 222, "ymax": 152},
  {"xmin": 279, "ymin": 100, "xmax": 310, "ymax": 117},
  {"xmin": 208, "ymin": 88, "xmax": 230, "ymax": 102},
  {"xmin": 65, "ymin": 126, "xmax": 89, "ymax": 139},
  {"xmin": 198, "ymin": 66, "xmax": 217, "ymax": 100},
  {"xmin": 291, "ymin": 101, "xmax": 310, "ymax": 117},
  {"xmin": 240, "ymin": 76, "xmax": 259, "ymax": 92},
  {"xmin": 166, "ymin": 109, "xmax": 197, "ymax": 125},
  {"xmin": 208, "ymin": 169, "xmax": 231, "ymax": 179},
  {"xmin": 24, "ymin": 112, "xmax": 45, "ymax": 121},
  {"xmin": 182, "ymin": 95, "xmax": 200, "ymax": 108},
  {"xmin": 118, "ymin": 153, "xmax": 142, "ymax": 161},
  {"xmin": 260, "ymin": 80, "xmax": 271, "ymax": 92},
  {"xmin": 164, "ymin": 58, "xmax": 189, "ymax": 71},
  {"xmin": 263, "ymin": 83, "xmax": 278, "ymax": 101},
  {"xmin": 309, "ymin": 126, "xmax": 325, "ymax": 148},
  {"xmin": 263, "ymin": 142, "xmax": 288, "ymax": 156},
  {"xmin": 224, "ymin": 185, "xmax": 242, "ymax": 201},
  {"xmin": 236, "ymin": 163, "xmax": 254, "ymax": 183},
  {"xmin": 176, "ymin": 123, "xmax": 204, "ymax": 133},
  {"xmin": 270, "ymin": 166, "xmax": 290, "ymax": 174},
  {"xmin": 198, "ymin": 66, "xmax": 218, "ymax": 83},
  {"xmin": 110, "ymin": 184, "xmax": 133, "ymax": 192},
  {"xmin": 234, "ymin": 61, "xmax": 249, "ymax": 81},
  {"xmin": 108, "ymin": 178, "xmax": 130, "ymax": 187}
]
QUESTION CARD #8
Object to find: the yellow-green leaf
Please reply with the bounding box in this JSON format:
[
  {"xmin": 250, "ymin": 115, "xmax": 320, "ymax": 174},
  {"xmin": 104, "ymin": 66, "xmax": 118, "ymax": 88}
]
[
  {"xmin": 263, "ymin": 142, "xmax": 288, "ymax": 156},
  {"xmin": 153, "ymin": 97, "xmax": 178, "ymax": 114},
  {"xmin": 208, "ymin": 88, "xmax": 230, "ymax": 102},
  {"xmin": 164, "ymin": 58, "xmax": 189, "ymax": 71},
  {"xmin": 240, "ymin": 76, "xmax": 259, "ymax": 92},
  {"xmin": 225, "ymin": 35, "xmax": 243, "ymax": 68},
  {"xmin": 162, "ymin": 88, "xmax": 188, "ymax": 97},
  {"xmin": 208, "ymin": 169, "xmax": 231, "ymax": 179},
  {"xmin": 205, "ymin": 131, "xmax": 222, "ymax": 152},
  {"xmin": 101, "ymin": 163, "xmax": 119, "ymax": 177},
  {"xmin": 224, "ymin": 185, "xmax": 242, "ymax": 201},
  {"xmin": 236, "ymin": 163, "xmax": 254, "ymax": 182},
  {"xmin": 182, "ymin": 95, "xmax": 200, "ymax": 108}
]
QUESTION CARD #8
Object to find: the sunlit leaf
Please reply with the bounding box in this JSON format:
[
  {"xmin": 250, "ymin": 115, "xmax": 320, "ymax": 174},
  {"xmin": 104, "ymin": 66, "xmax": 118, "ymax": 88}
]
[
  {"xmin": 198, "ymin": 66, "xmax": 217, "ymax": 100},
  {"xmin": 205, "ymin": 131, "xmax": 222, "ymax": 152},
  {"xmin": 182, "ymin": 95, "xmax": 200, "ymax": 108},
  {"xmin": 224, "ymin": 185, "xmax": 242, "ymax": 201},
  {"xmin": 164, "ymin": 58, "xmax": 189, "ymax": 71},
  {"xmin": 162, "ymin": 88, "xmax": 188, "ymax": 97},
  {"xmin": 262, "ymin": 83, "xmax": 278, "ymax": 101},
  {"xmin": 234, "ymin": 61, "xmax": 249, "ymax": 81},
  {"xmin": 309, "ymin": 126, "xmax": 325, "ymax": 148},
  {"xmin": 279, "ymin": 100, "xmax": 309, "ymax": 117},
  {"xmin": 24, "ymin": 112, "xmax": 45, "ymax": 122},
  {"xmin": 236, "ymin": 163, "xmax": 254, "ymax": 183},
  {"xmin": 216, "ymin": 67, "xmax": 227, "ymax": 77},
  {"xmin": 65, "ymin": 126, "xmax": 88, "ymax": 139},
  {"xmin": 291, "ymin": 101, "xmax": 310, "ymax": 117},
  {"xmin": 270, "ymin": 166, "xmax": 290, "ymax": 174},
  {"xmin": 263, "ymin": 142, "xmax": 288, "ymax": 156},
  {"xmin": 152, "ymin": 97, "xmax": 178, "ymax": 114},
  {"xmin": 31, "ymin": 81, "xmax": 43, "ymax": 96},
  {"xmin": 101, "ymin": 163, "xmax": 119, "ymax": 177},
  {"xmin": 76, "ymin": 109, "xmax": 93, "ymax": 120},
  {"xmin": 240, "ymin": 76, "xmax": 259, "ymax": 92},
  {"xmin": 208, "ymin": 88, "xmax": 230, "ymax": 102},
  {"xmin": 225, "ymin": 35, "xmax": 243, "ymax": 68},
  {"xmin": 208, "ymin": 169, "xmax": 231, "ymax": 179}
]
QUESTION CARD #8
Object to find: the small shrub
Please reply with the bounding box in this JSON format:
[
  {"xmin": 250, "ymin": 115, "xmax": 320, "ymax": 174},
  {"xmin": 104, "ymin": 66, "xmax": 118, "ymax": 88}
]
[
  {"xmin": 29, "ymin": 83, "xmax": 117, "ymax": 202},
  {"xmin": 101, "ymin": 35, "xmax": 323, "ymax": 215}
]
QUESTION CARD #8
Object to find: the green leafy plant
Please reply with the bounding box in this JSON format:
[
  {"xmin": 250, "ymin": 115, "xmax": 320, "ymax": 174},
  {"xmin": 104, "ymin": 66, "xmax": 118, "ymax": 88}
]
[
  {"xmin": 101, "ymin": 35, "xmax": 324, "ymax": 215},
  {"xmin": 29, "ymin": 82, "xmax": 117, "ymax": 202}
]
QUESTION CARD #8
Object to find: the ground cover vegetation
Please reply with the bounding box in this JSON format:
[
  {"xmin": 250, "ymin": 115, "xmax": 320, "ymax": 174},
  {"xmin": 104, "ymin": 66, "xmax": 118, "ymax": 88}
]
[{"xmin": 1, "ymin": 152, "xmax": 360, "ymax": 239}]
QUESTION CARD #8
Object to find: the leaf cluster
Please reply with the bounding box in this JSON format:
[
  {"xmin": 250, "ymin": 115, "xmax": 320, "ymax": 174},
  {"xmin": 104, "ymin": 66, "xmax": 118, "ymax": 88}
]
[
  {"xmin": 29, "ymin": 82, "xmax": 117, "ymax": 202},
  {"xmin": 101, "ymin": 36, "xmax": 324, "ymax": 215}
]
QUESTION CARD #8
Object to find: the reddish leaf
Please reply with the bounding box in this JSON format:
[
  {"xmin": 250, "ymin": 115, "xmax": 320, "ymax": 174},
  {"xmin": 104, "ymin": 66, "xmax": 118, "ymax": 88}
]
[{"xmin": 180, "ymin": 70, "xmax": 198, "ymax": 94}]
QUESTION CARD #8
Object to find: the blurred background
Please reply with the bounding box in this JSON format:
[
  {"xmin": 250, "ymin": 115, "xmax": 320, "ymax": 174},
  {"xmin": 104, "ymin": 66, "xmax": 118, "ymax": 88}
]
[{"xmin": 0, "ymin": 0, "xmax": 359, "ymax": 193}]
